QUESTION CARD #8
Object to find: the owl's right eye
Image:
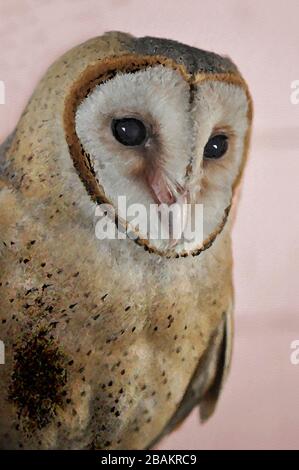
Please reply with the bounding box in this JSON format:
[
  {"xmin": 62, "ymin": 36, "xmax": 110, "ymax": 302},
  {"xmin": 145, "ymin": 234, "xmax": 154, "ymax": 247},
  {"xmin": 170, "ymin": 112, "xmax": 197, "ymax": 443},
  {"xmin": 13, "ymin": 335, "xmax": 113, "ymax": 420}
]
[
  {"xmin": 203, "ymin": 134, "xmax": 228, "ymax": 160},
  {"xmin": 111, "ymin": 118, "xmax": 148, "ymax": 147}
]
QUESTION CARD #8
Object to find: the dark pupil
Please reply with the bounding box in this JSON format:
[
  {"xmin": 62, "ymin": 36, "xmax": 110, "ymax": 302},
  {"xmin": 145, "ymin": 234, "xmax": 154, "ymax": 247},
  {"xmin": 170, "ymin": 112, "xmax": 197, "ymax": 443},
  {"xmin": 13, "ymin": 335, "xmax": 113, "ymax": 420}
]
[
  {"xmin": 111, "ymin": 118, "xmax": 147, "ymax": 146},
  {"xmin": 203, "ymin": 134, "xmax": 228, "ymax": 159}
]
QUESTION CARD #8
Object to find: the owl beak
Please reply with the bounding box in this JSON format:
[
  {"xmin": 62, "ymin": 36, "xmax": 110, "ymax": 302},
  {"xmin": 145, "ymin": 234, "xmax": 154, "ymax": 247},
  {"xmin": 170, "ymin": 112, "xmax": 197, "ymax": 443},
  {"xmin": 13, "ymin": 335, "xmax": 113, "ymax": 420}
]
[
  {"xmin": 147, "ymin": 168, "xmax": 189, "ymax": 247},
  {"xmin": 147, "ymin": 169, "xmax": 176, "ymax": 205}
]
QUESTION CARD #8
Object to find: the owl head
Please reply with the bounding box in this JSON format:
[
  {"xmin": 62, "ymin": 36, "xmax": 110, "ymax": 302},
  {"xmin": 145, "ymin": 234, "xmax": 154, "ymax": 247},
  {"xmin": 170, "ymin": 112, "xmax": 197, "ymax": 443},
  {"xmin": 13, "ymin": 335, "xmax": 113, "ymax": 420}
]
[{"xmin": 14, "ymin": 32, "xmax": 253, "ymax": 257}]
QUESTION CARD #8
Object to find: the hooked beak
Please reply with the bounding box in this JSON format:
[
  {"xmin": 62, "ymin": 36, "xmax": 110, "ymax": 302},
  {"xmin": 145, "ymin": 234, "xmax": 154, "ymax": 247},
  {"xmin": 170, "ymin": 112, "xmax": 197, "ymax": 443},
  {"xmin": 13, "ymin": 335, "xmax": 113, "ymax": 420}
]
[
  {"xmin": 147, "ymin": 168, "xmax": 190, "ymax": 247},
  {"xmin": 147, "ymin": 168, "xmax": 176, "ymax": 205}
]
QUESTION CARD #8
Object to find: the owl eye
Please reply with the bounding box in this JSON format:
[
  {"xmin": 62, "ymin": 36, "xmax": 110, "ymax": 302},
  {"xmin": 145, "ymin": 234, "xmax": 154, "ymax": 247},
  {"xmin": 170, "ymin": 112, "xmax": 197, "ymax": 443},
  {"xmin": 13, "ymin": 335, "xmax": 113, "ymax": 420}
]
[
  {"xmin": 111, "ymin": 118, "xmax": 147, "ymax": 147},
  {"xmin": 203, "ymin": 134, "xmax": 228, "ymax": 160}
]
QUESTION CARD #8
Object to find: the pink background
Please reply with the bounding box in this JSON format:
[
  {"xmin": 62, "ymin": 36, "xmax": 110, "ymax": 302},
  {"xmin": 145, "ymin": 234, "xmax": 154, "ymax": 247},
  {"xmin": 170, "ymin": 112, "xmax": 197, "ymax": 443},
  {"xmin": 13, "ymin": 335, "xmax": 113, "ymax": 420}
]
[{"xmin": 1, "ymin": 0, "xmax": 299, "ymax": 449}]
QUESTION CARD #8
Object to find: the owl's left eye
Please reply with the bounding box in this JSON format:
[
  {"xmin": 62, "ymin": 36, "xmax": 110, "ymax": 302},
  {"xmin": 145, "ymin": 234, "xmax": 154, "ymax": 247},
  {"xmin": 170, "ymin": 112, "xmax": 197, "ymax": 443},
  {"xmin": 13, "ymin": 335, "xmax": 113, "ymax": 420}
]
[
  {"xmin": 203, "ymin": 134, "xmax": 228, "ymax": 160},
  {"xmin": 111, "ymin": 117, "xmax": 147, "ymax": 147}
]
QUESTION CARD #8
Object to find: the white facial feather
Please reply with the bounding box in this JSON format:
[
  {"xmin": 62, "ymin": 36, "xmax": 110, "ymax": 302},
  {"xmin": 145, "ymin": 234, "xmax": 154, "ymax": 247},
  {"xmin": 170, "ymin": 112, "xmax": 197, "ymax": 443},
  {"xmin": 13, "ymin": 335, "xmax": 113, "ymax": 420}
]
[
  {"xmin": 191, "ymin": 81, "xmax": 249, "ymax": 247},
  {"xmin": 75, "ymin": 66, "xmax": 249, "ymax": 255},
  {"xmin": 75, "ymin": 66, "xmax": 193, "ymax": 209}
]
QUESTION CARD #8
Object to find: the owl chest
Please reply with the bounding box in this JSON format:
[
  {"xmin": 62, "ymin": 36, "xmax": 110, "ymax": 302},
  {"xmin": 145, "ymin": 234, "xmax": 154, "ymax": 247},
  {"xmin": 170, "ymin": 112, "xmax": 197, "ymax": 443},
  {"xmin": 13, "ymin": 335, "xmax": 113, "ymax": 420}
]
[
  {"xmin": 75, "ymin": 250, "xmax": 231, "ymax": 449},
  {"xmin": 0, "ymin": 225, "xmax": 231, "ymax": 449}
]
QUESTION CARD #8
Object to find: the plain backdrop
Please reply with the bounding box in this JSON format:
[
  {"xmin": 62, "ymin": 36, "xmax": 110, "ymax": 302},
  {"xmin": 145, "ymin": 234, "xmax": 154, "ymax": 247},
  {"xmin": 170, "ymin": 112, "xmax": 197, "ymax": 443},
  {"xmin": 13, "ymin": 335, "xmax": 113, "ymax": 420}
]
[{"xmin": 0, "ymin": 0, "xmax": 298, "ymax": 449}]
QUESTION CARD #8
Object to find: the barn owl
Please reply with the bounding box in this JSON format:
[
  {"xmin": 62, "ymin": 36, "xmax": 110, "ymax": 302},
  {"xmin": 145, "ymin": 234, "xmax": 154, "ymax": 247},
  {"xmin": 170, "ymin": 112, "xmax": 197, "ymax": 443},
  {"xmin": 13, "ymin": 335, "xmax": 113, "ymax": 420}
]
[{"xmin": 0, "ymin": 32, "xmax": 252, "ymax": 450}]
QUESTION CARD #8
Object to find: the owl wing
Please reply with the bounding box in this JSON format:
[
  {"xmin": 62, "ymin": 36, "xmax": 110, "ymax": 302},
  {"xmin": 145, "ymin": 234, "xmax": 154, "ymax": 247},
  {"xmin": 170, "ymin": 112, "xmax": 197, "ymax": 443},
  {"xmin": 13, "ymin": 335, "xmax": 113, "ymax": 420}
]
[
  {"xmin": 0, "ymin": 132, "xmax": 15, "ymax": 185},
  {"xmin": 150, "ymin": 300, "xmax": 233, "ymax": 447},
  {"xmin": 199, "ymin": 302, "xmax": 233, "ymax": 421},
  {"xmin": 0, "ymin": 132, "xmax": 15, "ymax": 162},
  {"xmin": 0, "ymin": 132, "xmax": 18, "ymax": 238}
]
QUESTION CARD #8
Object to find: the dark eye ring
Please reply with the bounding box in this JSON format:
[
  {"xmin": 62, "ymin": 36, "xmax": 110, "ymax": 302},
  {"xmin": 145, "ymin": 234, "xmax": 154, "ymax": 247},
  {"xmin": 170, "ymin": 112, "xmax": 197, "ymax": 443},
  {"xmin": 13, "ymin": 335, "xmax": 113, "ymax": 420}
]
[
  {"xmin": 111, "ymin": 117, "xmax": 148, "ymax": 147},
  {"xmin": 203, "ymin": 134, "xmax": 228, "ymax": 160}
]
